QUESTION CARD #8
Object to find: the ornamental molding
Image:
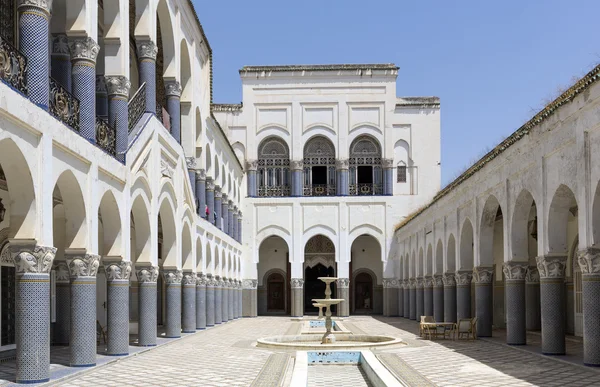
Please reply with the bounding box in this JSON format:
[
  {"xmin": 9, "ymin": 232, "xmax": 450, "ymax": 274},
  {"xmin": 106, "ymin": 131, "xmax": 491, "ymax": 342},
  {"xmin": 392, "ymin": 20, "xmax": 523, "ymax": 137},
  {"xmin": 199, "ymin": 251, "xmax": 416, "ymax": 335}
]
[
  {"xmin": 423, "ymin": 276, "xmax": 433, "ymax": 288},
  {"xmin": 136, "ymin": 40, "xmax": 158, "ymax": 60},
  {"xmin": 578, "ymin": 247, "xmax": 600, "ymax": 275},
  {"xmin": 382, "ymin": 158, "xmax": 394, "ymax": 169},
  {"xmin": 473, "ymin": 267, "xmax": 493, "ymax": 284},
  {"xmin": 335, "ymin": 159, "xmax": 349, "ymax": 170},
  {"xmin": 106, "ymin": 261, "xmax": 132, "ymax": 281},
  {"xmin": 52, "ymin": 34, "xmax": 69, "ymax": 56},
  {"xmin": 502, "ymin": 261, "xmax": 528, "ymax": 281},
  {"xmin": 18, "ymin": 0, "xmax": 52, "ymax": 14},
  {"xmin": 455, "ymin": 271, "xmax": 473, "ymax": 286},
  {"xmin": 105, "ymin": 75, "xmax": 131, "ymax": 97},
  {"xmin": 336, "ymin": 278, "xmax": 349, "ymax": 288},
  {"xmin": 245, "ymin": 160, "xmax": 258, "ymax": 171},
  {"xmin": 291, "ymin": 278, "xmax": 304, "ymax": 288},
  {"xmin": 163, "ymin": 270, "xmax": 183, "ymax": 284},
  {"xmin": 536, "ymin": 255, "xmax": 567, "ymax": 279},
  {"xmin": 95, "ymin": 75, "xmax": 107, "ymax": 94},
  {"xmin": 525, "ymin": 266, "xmax": 539, "ymax": 284},
  {"xmin": 68, "ymin": 37, "xmax": 100, "ymax": 63},
  {"xmin": 291, "ymin": 160, "xmax": 304, "ymax": 171},
  {"xmin": 182, "ymin": 272, "xmax": 197, "ymax": 285},
  {"xmin": 432, "ymin": 275, "xmax": 443, "ymax": 287},
  {"xmin": 67, "ymin": 254, "xmax": 100, "ymax": 278},
  {"xmin": 136, "ymin": 265, "xmax": 159, "ymax": 283},
  {"xmin": 165, "ymin": 81, "xmax": 182, "ymax": 97},
  {"xmin": 442, "ymin": 273, "xmax": 456, "ymax": 287},
  {"xmin": 10, "ymin": 244, "xmax": 57, "ymax": 274}
]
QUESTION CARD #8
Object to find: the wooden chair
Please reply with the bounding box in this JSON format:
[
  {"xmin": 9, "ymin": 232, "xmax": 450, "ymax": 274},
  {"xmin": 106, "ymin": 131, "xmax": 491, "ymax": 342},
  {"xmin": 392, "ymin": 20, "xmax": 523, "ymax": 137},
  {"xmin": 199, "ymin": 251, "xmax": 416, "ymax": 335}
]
[
  {"xmin": 419, "ymin": 316, "xmax": 435, "ymax": 337},
  {"xmin": 455, "ymin": 317, "xmax": 477, "ymax": 340}
]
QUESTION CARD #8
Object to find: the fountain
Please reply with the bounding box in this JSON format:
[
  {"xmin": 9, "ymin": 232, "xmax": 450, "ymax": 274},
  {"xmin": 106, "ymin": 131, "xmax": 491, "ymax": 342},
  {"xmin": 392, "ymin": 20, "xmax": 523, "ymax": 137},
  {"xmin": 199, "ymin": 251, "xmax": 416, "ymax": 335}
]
[{"xmin": 311, "ymin": 277, "xmax": 344, "ymax": 344}]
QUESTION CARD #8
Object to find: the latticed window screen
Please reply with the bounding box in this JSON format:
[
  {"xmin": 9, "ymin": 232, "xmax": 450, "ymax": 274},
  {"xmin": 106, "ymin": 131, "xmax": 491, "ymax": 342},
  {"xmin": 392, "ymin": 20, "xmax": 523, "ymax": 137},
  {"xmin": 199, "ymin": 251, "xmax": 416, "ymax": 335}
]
[
  {"xmin": 349, "ymin": 136, "xmax": 383, "ymax": 195},
  {"xmin": 303, "ymin": 136, "xmax": 336, "ymax": 196},
  {"xmin": 257, "ymin": 137, "xmax": 290, "ymax": 197},
  {"xmin": 397, "ymin": 163, "xmax": 407, "ymax": 183}
]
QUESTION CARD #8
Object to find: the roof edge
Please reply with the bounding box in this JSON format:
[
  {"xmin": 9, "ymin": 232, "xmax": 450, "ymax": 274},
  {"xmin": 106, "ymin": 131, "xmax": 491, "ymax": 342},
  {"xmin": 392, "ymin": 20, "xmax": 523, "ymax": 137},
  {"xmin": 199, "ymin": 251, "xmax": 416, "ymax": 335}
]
[{"xmin": 239, "ymin": 63, "xmax": 399, "ymax": 73}]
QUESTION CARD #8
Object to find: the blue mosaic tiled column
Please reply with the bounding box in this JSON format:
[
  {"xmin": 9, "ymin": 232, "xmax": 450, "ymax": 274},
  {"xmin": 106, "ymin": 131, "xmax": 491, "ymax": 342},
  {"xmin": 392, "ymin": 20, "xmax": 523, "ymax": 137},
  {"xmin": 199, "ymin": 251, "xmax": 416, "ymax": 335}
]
[
  {"xmin": 206, "ymin": 274, "xmax": 216, "ymax": 326},
  {"xmin": 237, "ymin": 213, "xmax": 243, "ymax": 242},
  {"xmin": 423, "ymin": 276, "xmax": 433, "ymax": 316},
  {"xmin": 206, "ymin": 178, "xmax": 215, "ymax": 225},
  {"xmin": 105, "ymin": 260, "xmax": 132, "ymax": 356},
  {"xmin": 229, "ymin": 280, "xmax": 235, "ymax": 320},
  {"xmin": 415, "ymin": 277, "xmax": 424, "ymax": 319},
  {"xmin": 402, "ymin": 281, "xmax": 409, "ymax": 318},
  {"xmin": 232, "ymin": 280, "xmax": 239, "ymax": 318},
  {"xmin": 238, "ymin": 280, "xmax": 243, "ymax": 318},
  {"xmin": 409, "ymin": 279, "xmax": 416, "ymax": 320},
  {"xmin": 397, "ymin": 279, "xmax": 403, "ymax": 317},
  {"xmin": 67, "ymin": 253, "xmax": 101, "ymax": 367},
  {"xmin": 69, "ymin": 37, "xmax": 100, "ymax": 141},
  {"xmin": 95, "ymin": 76, "xmax": 108, "ymax": 118},
  {"xmin": 246, "ymin": 161, "xmax": 258, "ymax": 197},
  {"xmin": 163, "ymin": 270, "xmax": 182, "ymax": 338},
  {"xmin": 214, "ymin": 186, "xmax": 222, "ymax": 230},
  {"xmin": 432, "ymin": 275, "xmax": 444, "ymax": 322},
  {"xmin": 182, "ymin": 272, "xmax": 197, "ymax": 333},
  {"xmin": 227, "ymin": 279, "xmax": 234, "ymax": 321},
  {"xmin": 291, "ymin": 161, "xmax": 304, "ymax": 197},
  {"xmin": 18, "ymin": 0, "xmax": 51, "ymax": 107},
  {"xmin": 578, "ymin": 248, "xmax": 600, "ymax": 366},
  {"xmin": 136, "ymin": 40, "xmax": 158, "ymax": 114},
  {"xmin": 503, "ymin": 262, "xmax": 528, "ymax": 345},
  {"xmin": 233, "ymin": 210, "xmax": 239, "ymax": 242},
  {"xmin": 51, "ymin": 34, "xmax": 71, "ymax": 92},
  {"xmin": 165, "ymin": 81, "xmax": 182, "ymax": 143},
  {"xmin": 473, "ymin": 267, "xmax": 493, "ymax": 337},
  {"xmin": 537, "ymin": 255, "xmax": 567, "ymax": 355},
  {"xmin": 222, "ymin": 278, "xmax": 229, "ymax": 322},
  {"xmin": 105, "ymin": 76, "xmax": 131, "ymax": 162},
  {"xmin": 136, "ymin": 266, "xmax": 159, "ymax": 346},
  {"xmin": 443, "ymin": 273, "xmax": 457, "ymax": 323},
  {"xmin": 455, "ymin": 271, "xmax": 472, "ymax": 320},
  {"xmin": 196, "ymin": 274, "xmax": 207, "ymax": 329},
  {"xmin": 382, "ymin": 159, "xmax": 394, "ymax": 195},
  {"xmin": 525, "ymin": 267, "xmax": 541, "ymax": 331},
  {"xmin": 214, "ymin": 276, "xmax": 222, "ymax": 324},
  {"xmin": 221, "ymin": 193, "xmax": 229, "ymax": 233},
  {"xmin": 10, "ymin": 242, "xmax": 56, "ymax": 384},
  {"xmin": 196, "ymin": 170, "xmax": 207, "ymax": 218},
  {"xmin": 229, "ymin": 204, "xmax": 235, "ymax": 237},
  {"xmin": 335, "ymin": 160, "xmax": 349, "ymax": 196},
  {"xmin": 53, "ymin": 261, "xmax": 70, "ymax": 345}
]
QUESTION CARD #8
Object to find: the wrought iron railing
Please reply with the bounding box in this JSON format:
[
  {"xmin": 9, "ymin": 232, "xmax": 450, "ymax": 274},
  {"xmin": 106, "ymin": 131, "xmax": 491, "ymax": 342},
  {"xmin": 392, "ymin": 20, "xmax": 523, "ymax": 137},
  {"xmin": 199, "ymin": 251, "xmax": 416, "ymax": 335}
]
[
  {"xmin": 128, "ymin": 82, "xmax": 146, "ymax": 133},
  {"xmin": 0, "ymin": 34, "xmax": 27, "ymax": 95},
  {"xmin": 349, "ymin": 183, "xmax": 383, "ymax": 196},
  {"xmin": 95, "ymin": 117, "xmax": 116, "ymax": 156},
  {"xmin": 303, "ymin": 184, "xmax": 336, "ymax": 196},
  {"xmin": 49, "ymin": 77, "xmax": 80, "ymax": 132},
  {"xmin": 258, "ymin": 185, "xmax": 291, "ymax": 197}
]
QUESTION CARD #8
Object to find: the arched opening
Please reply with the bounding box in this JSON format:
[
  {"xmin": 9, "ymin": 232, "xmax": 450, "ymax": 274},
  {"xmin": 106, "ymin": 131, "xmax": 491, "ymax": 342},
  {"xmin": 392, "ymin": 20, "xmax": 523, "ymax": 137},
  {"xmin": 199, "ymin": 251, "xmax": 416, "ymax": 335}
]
[
  {"xmin": 426, "ymin": 244, "xmax": 433, "ymax": 276},
  {"xmin": 195, "ymin": 238, "xmax": 203, "ymax": 273},
  {"xmin": 257, "ymin": 137, "xmax": 290, "ymax": 197},
  {"xmin": 350, "ymin": 235, "xmax": 383, "ymax": 314},
  {"xmin": 447, "ymin": 234, "xmax": 456, "ymax": 273},
  {"xmin": 459, "ymin": 219, "xmax": 474, "ymax": 270},
  {"xmin": 393, "ymin": 139, "xmax": 412, "ymax": 195},
  {"xmin": 435, "ymin": 240, "xmax": 443, "ymax": 275},
  {"xmin": 180, "ymin": 39, "xmax": 193, "ymax": 154},
  {"xmin": 181, "ymin": 222, "xmax": 192, "ymax": 270},
  {"xmin": 349, "ymin": 135, "xmax": 383, "ymax": 195},
  {"xmin": 303, "ymin": 136, "xmax": 336, "ymax": 196},
  {"xmin": 257, "ymin": 236, "xmax": 289, "ymax": 315},
  {"xmin": 304, "ymin": 235, "xmax": 336, "ymax": 313},
  {"xmin": 354, "ymin": 272, "xmax": 374, "ymax": 313}
]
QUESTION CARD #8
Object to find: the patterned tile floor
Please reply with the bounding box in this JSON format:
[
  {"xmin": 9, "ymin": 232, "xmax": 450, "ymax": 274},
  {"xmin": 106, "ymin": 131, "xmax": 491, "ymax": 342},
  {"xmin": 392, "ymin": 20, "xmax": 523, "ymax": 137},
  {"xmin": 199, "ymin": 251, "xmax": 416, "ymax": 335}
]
[{"xmin": 0, "ymin": 316, "xmax": 598, "ymax": 386}]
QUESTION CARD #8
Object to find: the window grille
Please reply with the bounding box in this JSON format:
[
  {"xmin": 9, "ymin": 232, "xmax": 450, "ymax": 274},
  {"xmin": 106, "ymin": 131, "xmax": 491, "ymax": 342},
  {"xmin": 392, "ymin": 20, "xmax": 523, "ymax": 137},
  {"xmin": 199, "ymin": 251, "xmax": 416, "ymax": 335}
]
[
  {"xmin": 303, "ymin": 136, "xmax": 336, "ymax": 196},
  {"xmin": 257, "ymin": 137, "xmax": 291, "ymax": 197},
  {"xmin": 349, "ymin": 136, "xmax": 383, "ymax": 195}
]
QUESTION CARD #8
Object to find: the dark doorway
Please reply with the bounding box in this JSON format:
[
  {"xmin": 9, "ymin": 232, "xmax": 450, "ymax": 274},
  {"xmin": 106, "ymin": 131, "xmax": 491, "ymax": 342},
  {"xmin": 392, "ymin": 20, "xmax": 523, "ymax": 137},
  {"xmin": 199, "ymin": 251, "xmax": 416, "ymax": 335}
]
[
  {"xmin": 354, "ymin": 272, "xmax": 373, "ymax": 314},
  {"xmin": 267, "ymin": 273, "xmax": 285, "ymax": 312},
  {"xmin": 312, "ymin": 166, "xmax": 327, "ymax": 185},
  {"xmin": 1, "ymin": 266, "xmax": 15, "ymax": 346},
  {"xmin": 304, "ymin": 264, "xmax": 336, "ymax": 314},
  {"xmin": 357, "ymin": 166, "xmax": 373, "ymax": 184}
]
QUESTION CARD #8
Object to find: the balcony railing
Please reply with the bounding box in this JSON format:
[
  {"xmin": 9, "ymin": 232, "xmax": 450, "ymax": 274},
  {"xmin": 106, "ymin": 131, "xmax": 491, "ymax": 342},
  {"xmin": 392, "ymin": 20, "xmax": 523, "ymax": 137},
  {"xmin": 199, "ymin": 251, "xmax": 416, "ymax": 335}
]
[
  {"xmin": 0, "ymin": 34, "xmax": 27, "ymax": 95},
  {"xmin": 349, "ymin": 183, "xmax": 383, "ymax": 196},
  {"xmin": 128, "ymin": 82, "xmax": 146, "ymax": 133},
  {"xmin": 258, "ymin": 185, "xmax": 291, "ymax": 197},
  {"xmin": 49, "ymin": 77, "xmax": 80, "ymax": 132},
  {"xmin": 95, "ymin": 117, "xmax": 116, "ymax": 156},
  {"xmin": 303, "ymin": 184, "xmax": 336, "ymax": 196}
]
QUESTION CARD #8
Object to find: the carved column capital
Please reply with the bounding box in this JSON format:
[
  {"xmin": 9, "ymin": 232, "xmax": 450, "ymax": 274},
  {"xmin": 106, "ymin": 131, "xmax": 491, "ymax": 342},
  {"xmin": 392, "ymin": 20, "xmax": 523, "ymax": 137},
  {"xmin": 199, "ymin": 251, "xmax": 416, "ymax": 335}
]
[
  {"xmin": 536, "ymin": 254, "xmax": 567, "ymax": 279},
  {"xmin": 473, "ymin": 266, "xmax": 494, "ymax": 284},
  {"xmin": 165, "ymin": 80, "xmax": 182, "ymax": 97},
  {"xmin": 382, "ymin": 158, "xmax": 394, "ymax": 169},
  {"xmin": 335, "ymin": 159, "xmax": 349, "ymax": 170},
  {"xmin": 185, "ymin": 157, "xmax": 196, "ymax": 170},
  {"xmin": 196, "ymin": 273, "xmax": 207, "ymax": 286},
  {"xmin": 526, "ymin": 266, "xmax": 540, "ymax": 284},
  {"xmin": 432, "ymin": 275, "xmax": 443, "ymax": 287},
  {"xmin": 243, "ymin": 279, "xmax": 257, "ymax": 289},
  {"xmin": 291, "ymin": 278, "xmax": 304, "ymax": 289},
  {"xmin": 182, "ymin": 272, "xmax": 197, "ymax": 286},
  {"xmin": 245, "ymin": 160, "xmax": 258, "ymax": 172},
  {"xmin": 105, "ymin": 75, "xmax": 131, "ymax": 98},
  {"xmin": 383, "ymin": 278, "xmax": 399, "ymax": 288},
  {"xmin": 578, "ymin": 247, "xmax": 600, "ymax": 275},
  {"xmin": 408, "ymin": 278, "xmax": 416, "ymax": 289},
  {"xmin": 196, "ymin": 169, "xmax": 206, "ymax": 181},
  {"xmin": 206, "ymin": 274, "xmax": 216, "ymax": 287},
  {"xmin": 214, "ymin": 185, "xmax": 222, "ymax": 199},
  {"xmin": 105, "ymin": 260, "xmax": 132, "ymax": 281},
  {"xmin": 206, "ymin": 177, "xmax": 215, "ymax": 191},
  {"xmin": 228, "ymin": 200, "xmax": 234, "ymax": 210},
  {"xmin": 163, "ymin": 269, "xmax": 183, "ymax": 284},
  {"xmin": 442, "ymin": 272, "xmax": 456, "ymax": 287},
  {"xmin": 415, "ymin": 277, "xmax": 423, "ymax": 288},
  {"xmin": 136, "ymin": 265, "xmax": 159, "ymax": 283},
  {"xmin": 455, "ymin": 271, "xmax": 473, "ymax": 286},
  {"xmin": 336, "ymin": 278, "xmax": 349, "ymax": 288},
  {"xmin": 66, "ymin": 253, "xmax": 100, "ymax": 278},
  {"xmin": 136, "ymin": 40, "xmax": 158, "ymax": 61},
  {"xmin": 9, "ymin": 240, "xmax": 56, "ymax": 274},
  {"xmin": 52, "ymin": 34, "xmax": 70, "ymax": 56},
  {"xmin": 423, "ymin": 276, "xmax": 433, "ymax": 288},
  {"xmin": 291, "ymin": 160, "xmax": 304, "ymax": 171},
  {"xmin": 68, "ymin": 37, "xmax": 100, "ymax": 63},
  {"xmin": 18, "ymin": 0, "xmax": 52, "ymax": 15},
  {"xmin": 503, "ymin": 261, "xmax": 528, "ymax": 281}
]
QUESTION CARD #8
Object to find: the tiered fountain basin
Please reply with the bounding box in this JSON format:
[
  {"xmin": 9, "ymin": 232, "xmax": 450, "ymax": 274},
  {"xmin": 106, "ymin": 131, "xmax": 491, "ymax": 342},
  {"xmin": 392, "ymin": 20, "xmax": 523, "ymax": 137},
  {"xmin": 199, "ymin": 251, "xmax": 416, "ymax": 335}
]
[{"xmin": 256, "ymin": 334, "xmax": 403, "ymax": 350}]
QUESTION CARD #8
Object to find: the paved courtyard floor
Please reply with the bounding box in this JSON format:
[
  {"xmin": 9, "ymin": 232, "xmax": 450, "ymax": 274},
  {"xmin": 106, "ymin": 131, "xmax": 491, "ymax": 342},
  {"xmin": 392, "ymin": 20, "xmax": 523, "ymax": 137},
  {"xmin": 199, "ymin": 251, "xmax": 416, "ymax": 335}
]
[{"xmin": 3, "ymin": 316, "xmax": 599, "ymax": 386}]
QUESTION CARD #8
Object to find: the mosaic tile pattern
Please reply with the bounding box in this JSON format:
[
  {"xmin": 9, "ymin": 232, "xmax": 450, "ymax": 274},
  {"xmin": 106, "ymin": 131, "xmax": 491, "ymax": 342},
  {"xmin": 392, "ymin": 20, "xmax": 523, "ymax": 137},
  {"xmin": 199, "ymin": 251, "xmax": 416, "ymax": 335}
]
[
  {"xmin": 196, "ymin": 283, "xmax": 206, "ymax": 329},
  {"xmin": 107, "ymin": 280, "xmax": 129, "ymax": 355},
  {"xmin": 109, "ymin": 97, "xmax": 128, "ymax": 162},
  {"xmin": 506, "ymin": 280, "xmax": 526, "ymax": 344},
  {"xmin": 582, "ymin": 276, "xmax": 600, "ymax": 365},
  {"xmin": 206, "ymin": 284, "xmax": 215, "ymax": 326},
  {"xmin": 138, "ymin": 283, "xmax": 157, "ymax": 346},
  {"xmin": 182, "ymin": 284, "xmax": 196, "ymax": 333},
  {"xmin": 165, "ymin": 282, "xmax": 182, "ymax": 338},
  {"xmin": 540, "ymin": 279, "xmax": 565, "ymax": 355},
  {"xmin": 475, "ymin": 283, "xmax": 493, "ymax": 337},
  {"xmin": 138, "ymin": 59, "xmax": 156, "ymax": 113},
  {"xmin": 443, "ymin": 285, "xmax": 456, "ymax": 323},
  {"xmin": 72, "ymin": 64, "xmax": 96, "ymax": 140},
  {"xmin": 19, "ymin": 10, "xmax": 49, "ymax": 106}
]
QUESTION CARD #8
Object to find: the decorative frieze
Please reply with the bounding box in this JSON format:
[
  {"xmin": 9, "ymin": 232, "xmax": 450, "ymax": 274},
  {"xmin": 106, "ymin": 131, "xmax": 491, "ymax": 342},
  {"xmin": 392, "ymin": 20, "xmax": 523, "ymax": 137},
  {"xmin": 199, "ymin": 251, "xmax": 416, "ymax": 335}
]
[
  {"xmin": 67, "ymin": 254, "xmax": 100, "ymax": 278},
  {"xmin": 383, "ymin": 278, "xmax": 399, "ymax": 288},
  {"xmin": 106, "ymin": 261, "xmax": 132, "ymax": 281},
  {"xmin": 442, "ymin": 273, "xmax": 456, "ymax": 287},
  {"xmin": 68, "ymin": 37, "xmax": 100, "ymax": 63},
  {"xmin": 291, "ymin": 278, "xmax": 304, "ymax": 289},
  {"xmin": 136, "ymin": 266, "xmax": 159, "ymax": 283},
  {"xmin": 165, "ymin": 80, "xmax": 182, "ymax": 97},
  {"xmin": 473, "ymin": 267, "xmax": 493, "ymax": 284},
  {"xmin": 536, "ymin": 255, "xmax": 567, "ymax": 279},
  {"xmin": 163, "ymin": 270, "xmax": 183, "ymax": 284},
  {"xmin": 105, "ymin": 75, "xmax": 131, "ymax": 97},
  {"xmin": 503, "ymin": 261, "xmax": 528, "ymax": 280},
  {"xmin": 455, "ymin": 271, "xmax": 473, "ymax": 286},
  {"xmin": 10, "ymin": 243, "xmax": 56, "ymax": 274},
  {"xmin": 525, "ymin": 266, "xmax": 540, "ymax": 284},
  {"xmin": 578, "ymin": 247, "xmax": 600, "ymax": 275},
  {"xmin": 136, "ymin": 40, "xmax": 158, "ymax": 61}
]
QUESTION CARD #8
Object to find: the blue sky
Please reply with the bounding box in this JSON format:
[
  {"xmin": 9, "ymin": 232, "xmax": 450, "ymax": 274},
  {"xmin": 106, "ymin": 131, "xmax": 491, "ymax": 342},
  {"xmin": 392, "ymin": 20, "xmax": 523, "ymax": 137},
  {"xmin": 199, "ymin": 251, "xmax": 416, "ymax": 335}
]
[{"xmin": 195, "ymin": 0, "xmax": 600, "ymax": 186}]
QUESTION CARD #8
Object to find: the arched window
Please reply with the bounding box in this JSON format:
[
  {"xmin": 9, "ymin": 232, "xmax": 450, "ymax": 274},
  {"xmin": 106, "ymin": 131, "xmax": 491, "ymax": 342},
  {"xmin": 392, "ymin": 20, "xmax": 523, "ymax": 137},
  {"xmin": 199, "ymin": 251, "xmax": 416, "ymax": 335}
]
[
  {"xmin": 349, "ymin": 136, "xmax": 382, "ymax": 195},
  {"xmin": 397, "ymin": 161, "xmax": 407, "ymax": 183},
  {"xmin": 257, "ymin": 137, "xmax": 291, "ymax": 197},
  {"xmin": 303, "ymin": 136, "xmax": 336, "ymax": 196}
]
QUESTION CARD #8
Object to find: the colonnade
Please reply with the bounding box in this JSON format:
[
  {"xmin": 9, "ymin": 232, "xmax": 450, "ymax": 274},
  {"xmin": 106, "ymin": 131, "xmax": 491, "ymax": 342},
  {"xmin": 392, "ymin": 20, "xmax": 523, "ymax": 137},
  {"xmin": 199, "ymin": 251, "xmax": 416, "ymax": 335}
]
[{"xmin": 197, "ymin": 173, "xmax": 242, "ymax": 241}]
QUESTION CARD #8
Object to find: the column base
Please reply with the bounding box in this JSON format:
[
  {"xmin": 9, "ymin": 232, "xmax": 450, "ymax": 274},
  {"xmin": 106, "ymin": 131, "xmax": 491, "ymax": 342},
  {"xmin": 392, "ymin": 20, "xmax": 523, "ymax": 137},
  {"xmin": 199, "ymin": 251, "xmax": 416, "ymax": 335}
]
[{"xmin": 17, "ymin": 378, "xmax": 50, "ymax": 384}]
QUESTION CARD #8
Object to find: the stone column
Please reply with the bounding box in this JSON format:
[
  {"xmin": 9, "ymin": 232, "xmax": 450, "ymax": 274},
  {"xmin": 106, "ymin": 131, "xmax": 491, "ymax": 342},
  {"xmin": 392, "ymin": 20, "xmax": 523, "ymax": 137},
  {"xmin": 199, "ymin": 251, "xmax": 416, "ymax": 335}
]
[
  {"xmin": 243, "ymin": 279, "xmax": 258, "ymax": 317},
  {"xmin": 237, "ymin": 213, "xmax": 243, "ymax": 243},
  {"xmin": 136, "ymin": 40, "xmax": 158, "ymax": 114},
  {"xmin": 402, "ymin": 280, "xmax": 410, "ymax": 318},
  {"xmin": 69, "ymin": 37, "xmax": 100, "ymax": 140},
  {"xmin": 432, "ymin": 275, "xmax": 444, "ymax": 322},
  {"xmin": 196, "ymin": 170, "xmax": 207, "ymax": 218},
  {"xmin": 337, "ymin": 278, "xmax": 350, "ymax": 317},
  {"xmin": 182, "ymin": 272, "xmax": 196, "ymax": 333},
  {"xmin": 238, "ymin": 280, "xmax": 244, "ymax": 317},
  {"xmin": 196, "ymin": 274, "xmax": 207, "ymax": 329},
  {"xmin": 409, "ymin": 278, "xmax": 416, "ymax": 320},
  {"xmin": 228, "ymin": 203, "xmax": 235, "ymax": 237},
  {"xmin": 233, "ymin": 210, "xmax": 239, "ymax": 241},
  {"xmin": 136, "ymin": 265, "xmax": 159, "ymax": 346},
  {"xmin": 165, "ymin": 80, "xmax": 182, "ymax": 143},
  {"xmin": 382, "ymin": 158, "xmax": 394, "ymax": 195},
  {"xmin": 398, "ymin": 279, "xmax": 404, "ymax": 317},
  {"xmin": 104, "ymin": 260, "xmax": 131, "ymax": 356},
  {"xmin": 415, "ymin": 277, "xmax": 424, "ymax": 319},
  {"xmin": 246, "ymin": 160, "xmax": 258, "ymax": 197},
  {"xmin": 67, "ymin": 252, "xmax": 100, "ymax": 367},
  {"xmin": 291, "ymin": 278, "xmax": 304, "ymax": 317},
  {"xmin": 53, "ymin": 261, "xmax": 70, "ymax": 345},
  {"xmin": 18, "ymin": 0, "xmax": 51, "ymax": 107},
  {"xmin": 443, "ymin": 273, "xmax": 457, "ymax": 323},
  {"xmin": 214, "ymin": 186, "xmax": 222, "ymax": 230},
  {"xmin": 105, "ymin": 76, "xmax": 131, "ymax": 162},
  {"xmin": 51, "ymin": 34, "xmax": 71, "ymax": 92},
  {"xmin": 291, "ymin": 160, "xmax": 304, "ymax": 197},
  {"xmin": 578, "ymin": 248, "xmax": 600, "ymax": 366},
  {"xmin": 95, "ymin": 76, "xmax": 108, "ymax": 118},
  {"xmin": 336, "ymin": 159, "xmax": 349, "ymax": 196},
  {"xmin": 214, "ymin": 275, "xmax": 222, "ymax": 324},
  {"xmin": 503, "ymin": 261, "xmax": 528, "ymax": 345},
  {"xmin": 228, "ymin": 279, "xmax": 235, "ymax": 320},
  {"xmin": 232, "ymin": 280, "xmax": 239, "ymax": 319},
  {"xmin": 206, "ymin": 177, "xmax": 215, "ymax": 225},
  {"xmin": 10, "ymin": 241, "xmax": 56, "ymax": 384},
  {"xmin": 526, "ymin": 266, "xmax": 541, "ymax": 331},
  {"xmin": 473, "ymin": 266, "xmax": 494, "ymax": 337},
  {"xmin": 383, "ymin": 278, "xmax": 399, "ymax": 316},
  {"xmin": 205, "ymin": 274, "xmax": 216, "ymax": 326},
  {"xmin": 423, "ymin": 276, "xmax": 434, "ymax": 316},
  {"xmin": 221, "ymin": 277, "xmax": 228, "ymax": 323},
  {"xmin": 163, "ymin": 270, "xmax": 182, "ymax": 338},
  {"xmin": 455, "ymin": 271, "xmax": 472, "ymax": 320},
  {"xmin": 186, "ymin": 158, "xmax": 196, "ymax": 199},
  {"xmin": 536, "ymin": 254, "xmax": 567, "ymax": 355},
  {"xmin": 221, "ymin": 193, "xmax": 229, "ymax": 233}
]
